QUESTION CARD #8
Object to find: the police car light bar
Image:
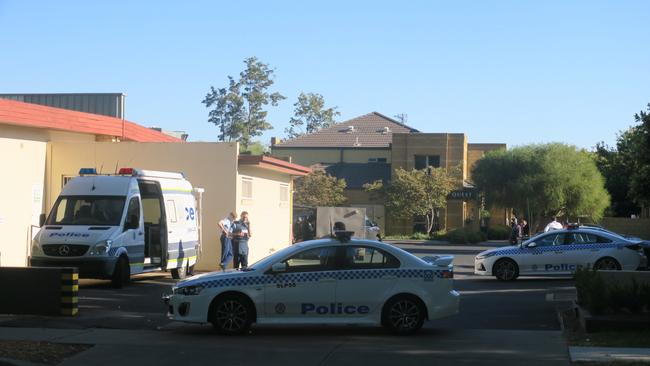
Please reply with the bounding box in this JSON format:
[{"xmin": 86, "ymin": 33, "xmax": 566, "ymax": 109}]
[
  {"xmin": 118, "ymin": 168, "xmax": 135, "ymax": 175},
  {"xmin": 78, "ymin": 168, "xmax": 97, "ymax": 175}
]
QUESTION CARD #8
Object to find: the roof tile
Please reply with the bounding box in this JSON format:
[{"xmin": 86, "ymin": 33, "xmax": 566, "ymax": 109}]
[{"xmin": 274, "ymin": 112, "xmax": 418, "ymax": 148}]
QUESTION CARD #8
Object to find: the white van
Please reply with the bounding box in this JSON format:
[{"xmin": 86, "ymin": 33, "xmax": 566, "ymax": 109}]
[{"xmin": 30, "ymin": 168, "xmax": 203, "ymax": 287}]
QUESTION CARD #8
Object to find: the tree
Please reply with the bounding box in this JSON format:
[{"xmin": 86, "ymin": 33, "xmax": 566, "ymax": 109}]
[
  {"xmin": 364, "ymin": 167, "xmax": 457, "ymax": 233},
  {"xmin": 285, "ymin": 92, "xmax": 339, "ymax": 139},
  {"xmin": 241, "ymin": 140, "xmax": 268, "ymax": 155},
  {"xmin": 202, "ymin": 57, "xmax": 285, "ymax": 149},
  {"xmin": 619, "ymin": 103, "xmax": 650, "ymax": 207},
  {"xmin": 593, "ymin": 142, "xmax": 639, "ymax": 216},
  {"xmin": 593, "ymin": 102, "xmax": 650, "ymax": 216},
  {"xmin": 471, "ymin": 143, "xmax": 610, "ymax": 229},
  {"xmin": 294, "ymin": 170, "xmax": 347, "ymax": 207}
]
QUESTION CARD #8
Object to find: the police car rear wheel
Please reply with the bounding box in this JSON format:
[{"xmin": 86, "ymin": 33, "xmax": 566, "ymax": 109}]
[
  {"xmin": 594, "ymin": 257, "xmax": 621, "ymax": 271},
  {"xmin": 383, "ymin": 296, "xmax": 425, "ymax": 334},
  {"xmin": 494, "ymin": 258, "xmax": 518, "ymax": 281},
  {"xmin": 210, "ymin": 295, "xmax": 252, "ymax": 335}
]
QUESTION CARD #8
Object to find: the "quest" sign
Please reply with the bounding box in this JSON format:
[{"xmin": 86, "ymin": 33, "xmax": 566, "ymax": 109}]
[{"xmin": 448, "ymin": 190, "xmax": 476, "ymax": 200}]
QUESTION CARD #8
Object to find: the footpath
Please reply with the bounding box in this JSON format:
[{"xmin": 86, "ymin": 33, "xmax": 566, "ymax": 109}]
[{"xmin": 0, "ymin": 325, "xmax": 571, "ymax": 366}]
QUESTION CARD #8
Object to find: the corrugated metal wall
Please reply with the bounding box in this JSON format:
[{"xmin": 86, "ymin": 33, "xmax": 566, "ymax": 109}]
[{"xmin": 0, "ymin": 93, "xmax": 125, "ymax": 119}]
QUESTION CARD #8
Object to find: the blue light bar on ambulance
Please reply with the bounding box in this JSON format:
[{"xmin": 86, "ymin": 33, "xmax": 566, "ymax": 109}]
[{"xmin": 78, "ymin": 168, "xmax": 97, "ymax": 175}]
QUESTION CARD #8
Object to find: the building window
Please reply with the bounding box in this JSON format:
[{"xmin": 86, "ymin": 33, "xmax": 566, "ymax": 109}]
[
  {"xmin": 368, "ymin": 158, "xmax": 387, "ymax": 163},
  {"xmin": 414, "ymin": 155, "xmax": 440, "ymax": 169},
  {"xmin": 241, "ymin": 177, "xmax": 253, "ymax": 199},
  {"xmin": 279, "ymin": 184, "xmax": 289, "ymax": 203}
]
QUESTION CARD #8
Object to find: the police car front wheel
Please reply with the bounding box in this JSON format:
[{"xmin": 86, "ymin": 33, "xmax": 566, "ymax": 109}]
[
  {"xmin": 382, "ymin": 295, "xmax": 426, "ymax": 334},
  {"xmin": 209, "ymin": 294, "xmax": 254, "ymax": 335},
  {"xmin": 493, "ymin": 258, "xmax": 519, "ymax": 281}
]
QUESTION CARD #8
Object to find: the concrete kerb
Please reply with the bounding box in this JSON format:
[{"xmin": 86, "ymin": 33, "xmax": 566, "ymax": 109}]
[
  {"xmin": 385, "ymin": 240, "xmax": 507, "ymax": 248},
  {"xmin": 569, "ymin": 346, "xmax": 650, "ymax": 362}
]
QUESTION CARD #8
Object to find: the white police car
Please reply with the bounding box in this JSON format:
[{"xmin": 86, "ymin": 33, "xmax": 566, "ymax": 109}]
[
  {"xmin": 475, "ymin": 228, "xmax": 646, "ymax": 281},
  {"xmin": 164, "ymin": 233, "xmax": 459, "ymax": 334}
]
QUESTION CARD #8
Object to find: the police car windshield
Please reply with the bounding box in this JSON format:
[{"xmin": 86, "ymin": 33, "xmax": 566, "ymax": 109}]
[
  {"xmin": 47, "ymin": 196, "xmax": 126, "ymax": 226},
  {"xmin": 245, "ymin": 243, "xmax": 304, "ymax": 271}
]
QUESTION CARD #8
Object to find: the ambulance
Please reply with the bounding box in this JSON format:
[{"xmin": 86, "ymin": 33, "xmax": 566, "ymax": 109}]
[{"xmin": 30, "ymin": 168, "xmax": 204, "ymax": 287}]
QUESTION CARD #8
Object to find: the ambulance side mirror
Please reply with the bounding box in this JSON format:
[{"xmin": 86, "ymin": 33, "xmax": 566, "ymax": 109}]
[
  {"xmin": 39, "ymin": 213, "xmax": 46, "ymax": 227},
  {"xmin": 271, "ymin": 262, "xmax": 287, "ymax": 274},
  {"xmin": 125, "ymin": 214, "xmax": 139, "ymax": 230}
]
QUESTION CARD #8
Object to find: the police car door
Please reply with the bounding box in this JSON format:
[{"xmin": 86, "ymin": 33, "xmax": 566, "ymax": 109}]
[
  {"xmin": 519, "ymin": 232, "xmax": 566, "ymax": 274},
  {"xmin": 264, "ymin": 246, "xmax": 338, "ymax": 321},
  {"xmin": 564, "ymin": 232, "xmax": 607, "ymax": 270},
  {"xmin": 335, "ymin": 245, "xmax": 399, "ymax": 320}
]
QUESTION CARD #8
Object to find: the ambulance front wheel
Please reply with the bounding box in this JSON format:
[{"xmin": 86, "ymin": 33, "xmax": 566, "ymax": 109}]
[
  {"xmin": 171, "ymin": 262, "xmax": 189, "ymax": 279},
  {"xmin": 111, "ymin": 256, "xmax": 130, "ymax": 288}
]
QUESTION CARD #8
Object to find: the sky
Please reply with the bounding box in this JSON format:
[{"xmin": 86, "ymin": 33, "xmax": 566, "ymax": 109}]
[{"xmin": 0, "ymin": 0, "xmax": 648, "ymax": 149}]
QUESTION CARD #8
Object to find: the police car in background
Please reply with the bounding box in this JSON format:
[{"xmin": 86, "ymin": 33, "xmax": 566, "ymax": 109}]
[
  {"xmin": 164, "ymin": 232, "xmax": 459, "ymax": 335},
  {"xmin": 475, "ymin": 227, "xmax": 647, "ymax": 281}
]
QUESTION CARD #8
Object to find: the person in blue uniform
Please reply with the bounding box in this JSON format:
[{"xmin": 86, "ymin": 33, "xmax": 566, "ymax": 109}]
[{"xmin": 231, "ymin": 211, "xmax": 251, "ymax": 269}]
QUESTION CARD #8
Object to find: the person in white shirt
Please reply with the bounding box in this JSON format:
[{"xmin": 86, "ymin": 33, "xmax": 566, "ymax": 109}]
[
  {"xmin": 544, "ymin": 217, "xmax": 563, "ymax": 232},
  {"xmin": 218, "ymin": 212, "xmax": 237, "ymax": 270}
]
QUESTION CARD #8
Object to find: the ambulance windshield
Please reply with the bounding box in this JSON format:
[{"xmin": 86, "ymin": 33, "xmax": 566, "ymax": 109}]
[{"xmin": 46, "ymin": 196, "xmax": 126, "ymax": 226}]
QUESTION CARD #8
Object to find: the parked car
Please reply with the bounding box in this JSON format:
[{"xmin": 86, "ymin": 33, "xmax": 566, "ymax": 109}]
[
  {"xmin": 164, "ymin": 232, "xmax": 459, "ymax": 334},
  {"xmin": 474, "ymin": 227, "xmax": 646, "ymax": 281}
]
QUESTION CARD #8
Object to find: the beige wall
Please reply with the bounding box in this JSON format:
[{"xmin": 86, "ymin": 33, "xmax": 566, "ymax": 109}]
[
  {"xmin": 47, "ymin": 141, "xmax": 240, "ymax": 271},
  {"xmin": 237, "ymin": 165, "xmax": 293, "ymax": 264},
  {"xmin": 467, "ymin": 143, "xmax": 507, "ymax": 180},
  {"xmin": 0, "ymin": 137, "xmax": 46, "ymax": 266},
  {"xmin": 392, "ymin": 133, "xmax": 466, "ymax": 175},
  {"xmin": 271, "ymin": 147, "xmax": 390, "ymax": 166},
  {"xmin": 0, "ymin": 126, "xmax": 97, "ymax": 267}
]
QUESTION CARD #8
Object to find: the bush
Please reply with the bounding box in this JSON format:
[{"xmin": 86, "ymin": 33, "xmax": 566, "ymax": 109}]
[
  {"xmin": 410, "ymin": 232, "xmax": 430, "ymax": 240},
  {"xmin": 574, "ymin": 268, "xmax": 650, "ymax": 315},
  {"xmin": 575, "ymin": 268, "xmax": 608, "ymax": 315},
  {"xmin": 446, "ymin": 228, "xmax": 485, "ymax": 244},
  {"xmin": 487, "ymin": 225, "xmax": 511, "ymax": 240}
]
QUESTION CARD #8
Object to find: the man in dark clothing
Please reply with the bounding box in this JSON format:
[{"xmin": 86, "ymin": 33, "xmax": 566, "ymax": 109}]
[
  {"xmin": 510, "ymin": 218, "xmax": 522, "ymax": 245},
  {"xmin": 231, "ymin": 211, "xmax": 251, "ymax": 269}
]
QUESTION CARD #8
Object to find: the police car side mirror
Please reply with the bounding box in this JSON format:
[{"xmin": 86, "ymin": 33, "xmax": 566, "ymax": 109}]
[
  {"xmin": 271, "ymin": 262, "xmax": 287, "ymax": 274},
  {"xmin": 39, "ymin": 213, "xmax": 46, "ymax": 227},
  {"xmin": 526, "ymin": 242, "xmax": 537, "ymax": 248}
]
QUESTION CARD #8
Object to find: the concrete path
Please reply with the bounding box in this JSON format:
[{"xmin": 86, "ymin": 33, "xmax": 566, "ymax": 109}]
[{"xmin": 570, "ymin": 346, "xmax": 650, "ymax": 362}]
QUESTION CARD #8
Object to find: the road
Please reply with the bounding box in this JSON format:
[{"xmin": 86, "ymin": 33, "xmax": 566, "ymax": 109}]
[{"xmin": 0, "ymin": 242, "xmax": 575, "ymax": 365}]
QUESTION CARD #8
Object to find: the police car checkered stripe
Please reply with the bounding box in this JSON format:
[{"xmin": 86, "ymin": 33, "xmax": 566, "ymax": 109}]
[
  {"xmin": 189, "ymin": 268, "xmax": 450, "ymax": 291},
  {"xmin": 484, "ymin": 243, "xmax": 623, "ymax": 258}
]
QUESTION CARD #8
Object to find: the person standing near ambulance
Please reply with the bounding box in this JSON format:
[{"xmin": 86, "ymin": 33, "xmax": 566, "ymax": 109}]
[
  {"xmin": 218, "ymin": 212, "xmax": 237, "ymax": 270},
  {"xmin": 544, "ymin": 217, "xmax": 563, "ymax": 232},
  {"xmin": 231, "ymin": 211, "xmax": 251, "ymax": 269}
]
